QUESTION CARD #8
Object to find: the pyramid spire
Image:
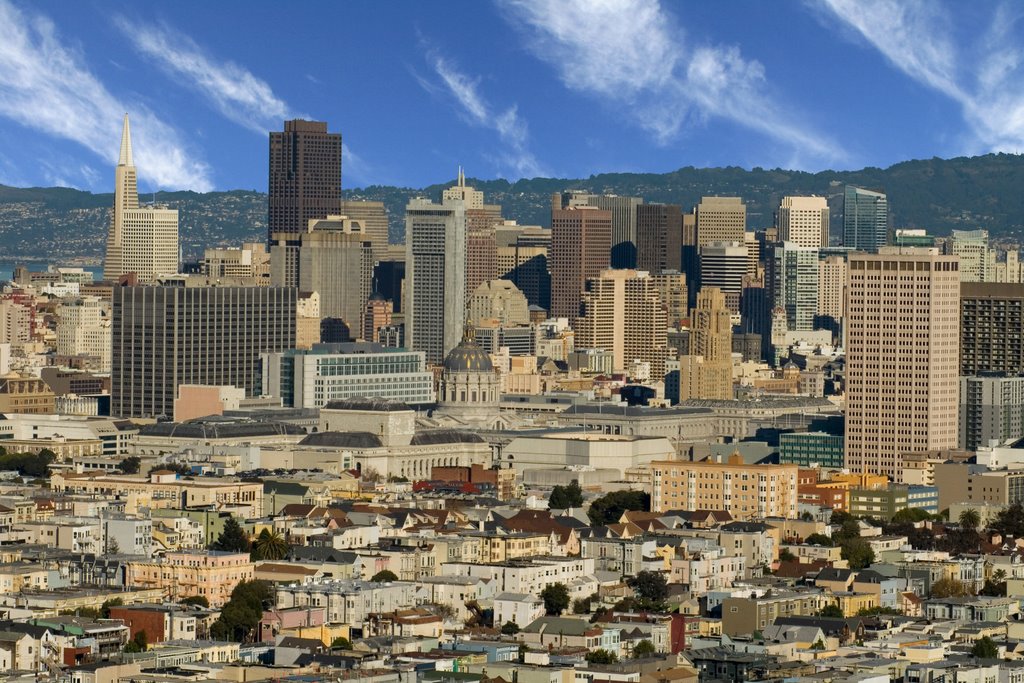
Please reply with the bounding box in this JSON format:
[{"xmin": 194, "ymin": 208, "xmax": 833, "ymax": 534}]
[{"xmin": 118, "ymin": 113, "xmax": 133, "ymax": 167}]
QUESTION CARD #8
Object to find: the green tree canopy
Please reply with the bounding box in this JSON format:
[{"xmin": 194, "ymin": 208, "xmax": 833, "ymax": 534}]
[
  {"xmin": 587, "ymin": 490, "xmax": 650, "ymax": 526},
  {"xmin": 991, "ymin": 503, "xmax": 1024, "ymax": 538},
  {"xmin": 212, "ymin": 517, "xmax": 251, "ymax": 553},
  {"xmin": 585, "ymin": 649, "xmax": 619, "ymax": 665},
  {"xmin": 633, "ymin": 639, "xmax": 656, "ymax": 658},
  {"xmin": 840, "ymin": 538, "xmax": 875, "ymax": 570},
  {"xmin": 180, "ymin": 595, "xmax": 210, "ymax": 608},
  {"xmin": 959, "ymin": 508, "xmax": 981, "ymax": 531},
  {"xmin": 627, "ymin": 570, "xmax": 669, "ymax": 609},
  {"xmin": 549, "ymin": 480, "xmax": 584, "ymax": 509},
  {"xmin": 118, "ymin": 456, "xmax": 141, "ymax": 474},
  {"xmin": 804, "ymin": 533, "xmax": 834, "ymax": 547},
  {"xmin": 252, "ymin": 528, "xmax": 288, "ymax": 561},
  {"xmin": 500, "ymin": 621, "xmax": 520, "ymax": 635},
  {"xmin": 370, "ymin": 569, "xmax": 399, "ymax": 583},
  {"xmin": 971, "ymin": 635, "xmax": 999, "ymax": 659},
  {"xmin": 818, "ymin": 604, "xmax": 844, "ymax": 618},
  {"xmin": 331, "ymin": 636, "xmax": 352, "ymax": 650},
  {"xmin": 209, "ymin": 580, "xmax": 272, "ymax": 642},
  {"xmin": 892, "ymin": 507, "xmax": 931, "ymax": 525},
  {"xmin": 540, "ymin": 583, "xmax": 570, "ymax": 616},
  {"xmin": 931, "ymin": 577, "xmax": 972, "ymax": 599}
]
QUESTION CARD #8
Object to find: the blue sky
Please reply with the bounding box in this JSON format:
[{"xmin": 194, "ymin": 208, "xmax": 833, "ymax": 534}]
[{"xmin": 0, "ymin": 0, "xmax": 1022, "ymax": 193}]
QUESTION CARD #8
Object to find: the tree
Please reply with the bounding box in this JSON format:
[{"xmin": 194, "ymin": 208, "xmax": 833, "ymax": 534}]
[
  {"xmin": 180, "ymin": 595, "xmax": 209, "ymax": 608},
  {"xmin": 331, "ymin": 636, "xmax": 352, "ymax": 650},
  {"xmin": 633, "ymin": 639, "xmax": 656, "ymax": 658},
  {"xmin": 370, "ymin": 570, "xmax": 398, "ymax": 583},
  {"xmin": 892, "ymin": 507, "xmax": 931, "ymax": 525},
  {"xmin": 150, "ymin": 462, "xmax": 192, "ymax": 476},
  {"xmin": 818, "ymin": 603, "xmax": 844, "ymax": 618},
  {"xmin": 627, "ymin": 571, "xmax": 669, "ymax": 609},
  {"xmin": 572, "ymin": 598, "xmax": 591, "ymax": 614},
  {"xmin": 840, "ymin": 538, "xmax": 875, "ymax": 570},
  {"xmin": 991, "ymin": 502, "xmax": 1024, "ymax": 538},
  {"xmin": 830, "ymin": 510, "xmax": 854, "ymax": 525},
  {"xmin": 212, "ymin": 517, "xmax": 251, "ymax": 553},
  {"xmin": 549, "ymin": 480, "xmax": 584, "ymax": 509},
  {"xmin": 959, "ymin": 508, "xmax": 981, "ymax": 532},
  {"xmin": 800, "ymin": 511, "xmax": 815, "ymax": 522},
  {"xmin": 500, "ymin": 621, "xmax": 520, "ymax": 635},
  {"xmin": 804, "ymin": 533, "xmax": 834, "ymax": 547},
  {"xmin": 210, "ymin": 580, "xmax": 272, "ymax": 642},
  {"xmin": 101, "ymin": 598, "xmax": 123, "ymax": 619},
  {"xmin": 123, "ymin": 630, "xmax": 148, "ymax": 653},
  {"xmin": 587, "ymin": 490, "xmax": 650, "ymax": 526},
  {"xmin": 252, "ymin": 528, "xmax": 289, "ymax": 561},
  {"xmin": 856, "ymin": 606, "xmax": 902, "ymax": 616},
  {"xmin": 585, "ymin": 649, "xmax": 619, "ymax": 665},
  {"xmin": 0, "ymin": 450, "xmax": 54, "ymax": 477},
  {"xmin": 835, "ymin": 518, "xmax": 861, "ymax": 543},
  {"xmin": 810, "ymin": 639, "xmax": 826, "ymax": 650},
  {"xmin": 930, "ymin": 577, "xmax": 972, "ymax": 598},
  {"xmin": 118, "ymin": 456, "xmax": 141, "ymax": 474},
  {"xmin": 540, "ymin": 583, "xmax": 570, "ymax": 616},
  {"xmin": 778, "ymin": 548, "xmax": 797, "ymax": 563},
  {"xmin": 971, "ymin": 635, "xmax": 999, "ymax": 659}
]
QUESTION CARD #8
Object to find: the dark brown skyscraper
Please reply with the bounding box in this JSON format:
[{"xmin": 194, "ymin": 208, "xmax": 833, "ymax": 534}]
[
  {"xmin": 636, "ymin": 203, "xmax": 683, "ymax": 273},
  {"xmin": 549, "ymin": 206, "xmax": 611, "ymax": 320},
  {"xmin": 268, "ymin": 120, "xmax": 342, "ymax": 241}
]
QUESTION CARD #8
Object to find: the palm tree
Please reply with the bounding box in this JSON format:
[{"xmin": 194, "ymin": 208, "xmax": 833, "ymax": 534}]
[
  {"xmin": 252, "ymin": 528, "xmax": 288, "ymax": 561},
  {"xmin": 959, "ymin": 508, "xmax": 981, "ymax": 532},
  {"xmin": 992, "ymin": 568, "xmax": 1007, "ymax": 584}
]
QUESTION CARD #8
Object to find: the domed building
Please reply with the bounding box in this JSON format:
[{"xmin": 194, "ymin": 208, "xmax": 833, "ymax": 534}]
[{"xmin": 433, "ymin": 333, "xmax": 502, "ymax": 428}]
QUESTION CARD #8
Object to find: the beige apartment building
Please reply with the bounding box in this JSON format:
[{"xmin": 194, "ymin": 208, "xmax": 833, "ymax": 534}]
[
  {"xmin": 817, "ymin": 255, "xmax": 847, "ymax": 326},
  {"xmin": 574, "ymin": 269, "xmax": 669, "ymax": 375},
  {"xmin": 127, "ymin": 550, "xmax": 254, "ymax": 607},
  {"xmin": 649, "ymin": 454, "xmax": 799, "ymax": 519},
  {"xmin": 844, "ymin": 249, "xmax": 960, "ymax": 479},
  {"xmin": 778, "ymin": 196, "xmax": 829, "ymax": 249},
  {"xmin": 50, "ymin": 471, "xmax": 264, "ymax": 516}
]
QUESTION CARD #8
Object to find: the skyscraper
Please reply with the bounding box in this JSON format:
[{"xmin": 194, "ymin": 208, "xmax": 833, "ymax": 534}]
[
  {"xmin": 405, "ymin": 197, "xmax": 467, "ymax": 365},
  {"xmin": 769, "ymin": 242, "xmax": 819, "ymax": 332},
  {"xmin": 269, "ymin": 215, "xmax": 374, "ymax": 328},
  {"xmin": 111, "ymin": 284, "xmax": 297, "ymax": 418},
  {"xmin": 698, "ymin": 241, "xmax": 747, "ymax": 311},
  {"xmin": 684, "ymin": 287, "xmax": 733, "ymax": 399},
  {"xmin": 103, "ymin": 115, "xmax": 179, "ymax": 282},
  {"xmin": 845, "ymin": 248, "xmax": 960, "ymax": 479},
  {"xmin": 695, "ymin": 197, "xmax": 746, "ymax": 247},
  {"xmin": 549, "ymin": 206, "xmax": 612, "ymax": 320},
  {"xmin": 496, "ymin": 225, "xmax": 551, "ymax": 312},
  {"xmin": 817, "ymin": 254, "xmax": 848, "ymax": 334},
  {"xmin": 843, "ymin": 186, "xmax": 888, "ymax": 252},
  {"xmin": 960, "ymin": 282, "xmax": 1024, "ymax": 375},
  {"xmin": 777, "ymin": 196, "xmax": 829, "ymax": 249},
  {"xmin": 944, "ymin": 229, "xmax": 995, "ymax": 282},
  {"xmin": 636, "ymin": 203, "xmax": 683, "ymax": 274},
  {"xmin": 268, "ymin": 120, "xmax": 342, "ymax": 241},
  {"xmin": 553, "ymin": 192, "xmax": 642, "ymax": 268},
  {"xmin": 574, "ymin": 269, "xmax": 669, "ymax": 376},
  {"xmin": 339, "ymin": 200, "xmax": 389, "ymax": 261}
]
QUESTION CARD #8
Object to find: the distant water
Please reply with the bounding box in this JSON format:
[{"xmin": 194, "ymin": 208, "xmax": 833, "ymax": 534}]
[{"xmin": 0, "ymin": 261, "xmax": 104, "ymax": 283}]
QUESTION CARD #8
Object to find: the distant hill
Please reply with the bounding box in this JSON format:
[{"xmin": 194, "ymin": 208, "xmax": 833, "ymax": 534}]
[{"xmin": 4, "ymin": 152, "xmax": 1024, "ymax": 262}]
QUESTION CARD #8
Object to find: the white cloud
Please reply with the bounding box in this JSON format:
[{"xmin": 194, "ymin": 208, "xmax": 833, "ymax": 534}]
[
  {"xmin": 819, "ymin": 0, "xmax": 1024, "ymax": 153},
  {"xmin": 0, "ymin": 1, "xmax": 211, "ymax": 190},
  {"xmin": 501, "ymin": 0, "xmax": 844, "ymax": 165},
  {"xmin": 115, "ymin": 16, "xmax": 292, "ymax": 134},
  {"xmin": 419, "ymin": 49, "xmax": 549, "ymax": 178}
]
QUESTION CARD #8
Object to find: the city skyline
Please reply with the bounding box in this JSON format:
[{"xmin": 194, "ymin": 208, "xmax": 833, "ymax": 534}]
[{"xmin": 0, "ymin": 1, "xmax": 1022, "ymax": 194}]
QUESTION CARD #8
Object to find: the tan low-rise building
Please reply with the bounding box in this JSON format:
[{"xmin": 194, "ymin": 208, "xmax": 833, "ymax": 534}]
[
  {"xmin": 127, "ymin": 551, "xmax": 254, "ymax": 607},
  {"xmin": 50, "ymin": 471, "xmax": 264, "ymax": 516},
  {"xmin": 650, "ymin": 453, "xmax": 799, "ymax": 519}
]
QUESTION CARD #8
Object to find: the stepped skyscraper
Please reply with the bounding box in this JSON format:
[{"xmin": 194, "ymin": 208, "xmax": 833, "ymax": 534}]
[{"xmin": 102, "ymin": 114, "xmax": 179, "ymax": 282}]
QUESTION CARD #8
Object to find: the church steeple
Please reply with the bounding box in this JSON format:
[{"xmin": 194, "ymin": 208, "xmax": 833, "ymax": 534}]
[{"xmin": 118, "ymin": 113, "xmax": 133, "ymax": 167}]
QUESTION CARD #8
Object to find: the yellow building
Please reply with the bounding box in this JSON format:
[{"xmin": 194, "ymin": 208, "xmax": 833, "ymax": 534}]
[
  {"xmin": 649, "ymin": 454, "xmax": 799, "ymax": 519},
  {"xmin": 830, "ymin": 592, "xmax": 879, "ymax": 617},
  {"xmin": 127, "ymin": 551, "xmax": 254, "ymax": 607}
]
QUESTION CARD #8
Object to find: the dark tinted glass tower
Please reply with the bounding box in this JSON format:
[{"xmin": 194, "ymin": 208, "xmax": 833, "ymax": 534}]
[{"xmin": 268, "ymin": 120, "xmax": 342, "ymax": 242}]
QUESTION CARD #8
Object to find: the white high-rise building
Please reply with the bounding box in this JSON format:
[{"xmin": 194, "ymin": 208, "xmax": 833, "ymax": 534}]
[
  {"xmin": 406, "ymin": 195, "xmax": 468, "ymax": 365},
  {"xmin": 771, "ymin": 243, "xmax": 819, "ymax": 332},
  {"xmin": 778, "ymin": 196, "xmax": 829, "ymax": 249},
  {"xmin": 103, "ymin": 114, "xmax": 179, "ymax": 282},
  {"xmin": 56, "ymin": 297, "xmax": 112, "ymax": 372}
]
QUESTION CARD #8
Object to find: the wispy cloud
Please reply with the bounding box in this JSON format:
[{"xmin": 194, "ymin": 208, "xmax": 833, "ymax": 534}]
[
  {"xmin": 500, "ymin": 0, "xmax": 844, "ymax": 167},
  {"xmin": 818, "ymin": 0, "xmax": 1024, "ymax": 153},
  {"xmin": 116, "ymin": 16, "xmax": 374, "ymax": 185},
  {"xmin": 115, "ymin": 16, "xmax": 292, "ymax": 134},
  {"xmin": 0, "ymin": 0, "xmax": 211, "ymax": 190},
  {"xmin": 417, "ymin": 48, "xmax": 548, "ymax": 178}
]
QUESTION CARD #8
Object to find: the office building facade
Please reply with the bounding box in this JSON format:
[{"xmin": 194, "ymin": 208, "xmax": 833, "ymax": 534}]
[
  {"xmin": 845, "ymin": 249, "xmax": 960, "ymax": 478},
  {"xmin": 960, "ymin": 283, "xmax": 1024, "ymax": 375},
  {"xmin": 769, "ymin": 242, "xmax": 819, "ymax": 332},
  {"xmin": 636, "ymin": 204, "xmax": 683, "ymax": 274},
  {"xmin": 111, "ymin": 285, "xmax": 297, "ymax": 418},
  {"xmin": 260, "ymin": 342, "xmax": 434, "ymax": 409},
  {"xmin": 959, "ymin": 374, "xmax": 1024, "ymax": 451},
  {"xmin": 778, "ymin": 196, "xmax": 829, "ymax": 249},
  {"xmin": 843, "ymin": 186, "xmax": 888, "ymax": 252},
  {"xmin": 549, "ymin": 207, "xmax": 612, "ymax": 320},
  {"xmin": 268, "ymin": 120, "xmax": 342, "ymax": 241}
]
